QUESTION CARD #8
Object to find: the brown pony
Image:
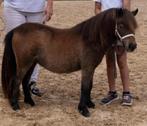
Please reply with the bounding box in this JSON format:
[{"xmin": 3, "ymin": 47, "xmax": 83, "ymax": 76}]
[{"xmin": 1, "ymin": 8, "xmax": 138, "ymax": 117}]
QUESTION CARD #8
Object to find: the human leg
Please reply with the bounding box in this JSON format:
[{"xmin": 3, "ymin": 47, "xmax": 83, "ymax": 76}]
[
  {"xmin": 25, "ymin": 12, "xmax": 44, "ymax": 96},
  {"xmin": 117, "ymin": 49, "xmax": 133, "ymax": 106},
  {"xmin": 117, "ymin": 51, "xmax": 130, "ymax": 92},
  {"xmin": 100, "ymin": 48, "xmax": 119, "ymax": 105},
  {"xmin": 26, "ymin": 12, "xmax": 44, "ymax": 23},
  {"xmin": 27, "ymin": 12, "xmax": 44, "ymax": 85},
  {"xmin": 3, "ymin": 6, "xmax": 26, "ymax": 32},
  {"xmin": 106, "ymin": 49, "xmax": 117, "ymax": 92}
]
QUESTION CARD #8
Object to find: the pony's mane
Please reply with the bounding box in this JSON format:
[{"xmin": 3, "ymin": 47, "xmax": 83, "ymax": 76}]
[
  {"xmin": 72, "ymin": 8, "xmax": 116, "ymax": 45},
  {"xmin": 72, "ymin": 8, "xmax": 137, "ymax": 45}
]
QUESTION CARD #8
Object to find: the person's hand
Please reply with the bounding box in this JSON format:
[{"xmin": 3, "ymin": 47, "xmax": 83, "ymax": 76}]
[{"xmin": 43, "ymin": 1, "xmax": 53, "ymax": 24}]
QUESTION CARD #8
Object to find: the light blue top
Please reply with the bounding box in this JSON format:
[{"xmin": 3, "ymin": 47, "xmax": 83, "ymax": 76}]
[
  {"xmin": 94, "ymin": 0, "xmax": 123, "ymax": 11},
  {"xmin": 4, "ymin": 0, "xmax": 46, "ymax": 12}
]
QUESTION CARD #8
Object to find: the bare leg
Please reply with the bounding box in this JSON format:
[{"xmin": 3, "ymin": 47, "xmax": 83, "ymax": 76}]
[
  {"xmin": 100, "ymin": 49, "xmax": 118, "ymax": 105},
  {"xmin": 117, "ymin": 50, "xmax": 130, "ymax": 92},
  {"xmin": 106, "ymin": 48, "xmax": 117, "ymax": 92},
  {"xmin": 116, "ymin": 49, "xmax": 133, "ymax": 106}
]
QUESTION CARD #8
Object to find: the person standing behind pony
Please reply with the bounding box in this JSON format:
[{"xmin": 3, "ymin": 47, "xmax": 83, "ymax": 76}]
[
  {"xmin": 94, "ymin": 0, "xmax": 133, "ymax": 106},
  {"xmin": 3, "ymin": 0, "xmax": 53, "ymax": 96}
]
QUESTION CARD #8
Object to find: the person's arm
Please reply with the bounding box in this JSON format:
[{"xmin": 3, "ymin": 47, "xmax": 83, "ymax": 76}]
[
  {"xmin": 0, "ymin": 0, "xmax": 3, "ymax": 5},
  {"xmin": 122, "ymin": 0, "xmax": 131, "ymax": 10},
  {"xmin": 95, "ymin": 1, "xmax": 101, "ymax": 15},
  {"xmin": 44, "ymin": 0, "xmax": 53, "ymax": 22}
]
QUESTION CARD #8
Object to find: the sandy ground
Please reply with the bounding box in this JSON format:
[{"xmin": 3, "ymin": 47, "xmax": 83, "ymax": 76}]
[{"xmin": 0, "ymin": 1, "xmax": 147, "ymax": 126}]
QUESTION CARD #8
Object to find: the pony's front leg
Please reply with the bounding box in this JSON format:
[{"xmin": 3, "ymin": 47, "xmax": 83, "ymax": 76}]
[
  {"xmin": 9, "ymin": 76, "xmax": 21, "ymax": 110},
  {"xmin": 78, "ymin": 69, "xmax": 95, "ymax": 117}
]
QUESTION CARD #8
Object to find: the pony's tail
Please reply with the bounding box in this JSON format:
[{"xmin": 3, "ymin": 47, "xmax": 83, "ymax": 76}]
[{"xmin": 1, "ymin": 30, "xmax": 16, "ymax": 98}]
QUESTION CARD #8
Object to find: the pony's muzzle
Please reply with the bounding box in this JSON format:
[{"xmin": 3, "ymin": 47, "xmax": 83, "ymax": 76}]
[
  {"xmin": 123, "ymin": 36, "xmax": 137, "ymax": 52},
  {"xmin": 126, "ymin": 42, "xmax": 137, "ymax": 52},
  {"xmin": 128, "ymin": 43, "xmax": 137, "ymax": 51}
]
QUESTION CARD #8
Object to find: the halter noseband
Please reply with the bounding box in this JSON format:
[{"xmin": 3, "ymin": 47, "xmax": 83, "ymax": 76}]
[{"xmin": 115, "ymin": 23, "xmax": 135, "ymax": 47}]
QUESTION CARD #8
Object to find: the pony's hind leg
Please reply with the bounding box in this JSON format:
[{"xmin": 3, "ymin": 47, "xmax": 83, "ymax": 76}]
[
  {"xmin": 22, "ymin": 63, "xmax": 36, "ymax": 106},
  {"xmin": 9, "ymin": 76, "xmax": 21, "ymax": 110},
  {"xmin": 9, "ymin": 64, "xmax": 35, "ymax": 110},
  {"xmin": 78, "ymin": 69, "xmax": 95, "ymax": 117}
]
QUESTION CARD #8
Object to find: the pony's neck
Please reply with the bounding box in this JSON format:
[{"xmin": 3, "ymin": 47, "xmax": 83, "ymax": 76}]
[
  {"xmin": 72, "ymin": 9, "xmax": 117, "ymax": 51},
  {"xmin": 71, "ymin": 13, "xmax": 104, "ymax": 42}
]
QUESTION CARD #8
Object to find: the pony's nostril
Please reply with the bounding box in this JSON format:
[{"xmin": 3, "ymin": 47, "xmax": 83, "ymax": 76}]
[
  {"xmin": 135, "ymin": 44, "xmax": 137, "ymax": 48},
  {"xmin": 134, "ymin": 44, "xmax": 137, "ymax": 49},
  {"xmin": 129, "ymin": 43, "xmax": 137, "ymax": 51}
]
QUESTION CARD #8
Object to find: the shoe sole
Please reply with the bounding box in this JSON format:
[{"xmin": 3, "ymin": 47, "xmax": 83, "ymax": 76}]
[
  {"xmin": 100, "ymin": 96, "xmax": 119, "ymax": 105},
  {"xmin": 121, "ymin": 95, "xmax": 133, "ymax": 106},
  {"xmin": 121, "ymin": 102, "xmax": 132, "ymax": 106}
]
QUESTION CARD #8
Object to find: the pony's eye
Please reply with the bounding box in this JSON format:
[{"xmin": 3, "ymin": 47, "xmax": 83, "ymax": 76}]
[{"xmin": 119, "ymin": 24, "xmax": 124, "ymax": 29}]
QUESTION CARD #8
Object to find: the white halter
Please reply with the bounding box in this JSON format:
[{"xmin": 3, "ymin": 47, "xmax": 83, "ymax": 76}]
[{"xmin": 115, "ymin": 23, "xmax": 135, "ymax": 47}]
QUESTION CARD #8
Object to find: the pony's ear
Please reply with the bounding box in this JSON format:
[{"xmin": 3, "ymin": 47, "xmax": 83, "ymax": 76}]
[{"xmin": 132, "ymin": 8, "xmax": 138, "ymax": 16}]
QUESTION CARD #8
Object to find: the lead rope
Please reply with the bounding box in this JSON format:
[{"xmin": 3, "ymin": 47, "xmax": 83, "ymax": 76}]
[
  {"xmin": 114, "ymin": 51, "xmax": 117, "ymax": 78},
  {"xmin": 113, "ymin": 20, "xmax": 118, "ymax": 79}
]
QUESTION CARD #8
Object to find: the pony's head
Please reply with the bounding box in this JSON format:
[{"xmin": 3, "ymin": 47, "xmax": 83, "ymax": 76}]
[{"xmin": 114, "ymin": 8, "xmax": 138, "ymax": 52}]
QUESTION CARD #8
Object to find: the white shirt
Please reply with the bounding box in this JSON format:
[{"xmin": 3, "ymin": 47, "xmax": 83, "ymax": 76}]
[
  {"xmin": 94, "ymin": 0, "xmax": 123, "ymax": 11},
  {"xmin": 4, "ymin": 0, "xmax": 46, "ymax": 12}
]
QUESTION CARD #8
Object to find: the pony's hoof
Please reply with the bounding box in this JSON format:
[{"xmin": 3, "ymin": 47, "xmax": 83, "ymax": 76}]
[
  {"xmin": 10, "ymin": 99, "xmax": 20, "ymax": 110},
  {"xmin": 12, "ymin": 104, "xmax": 20, "ymax": 111},
  {"xmin": 87, "ymin": 101, "xmax": 95, "ymax": 108},
  {"xmin": 78, "ymin": 105, "xmax": 90, "ymax": 117},
  {"xmin": 79, "ymin": 107, "xmax": 90, "ymax": 117},
  {"xmin": 24, "ymin": 98, "xmax": 35, "ymax": 106}
]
